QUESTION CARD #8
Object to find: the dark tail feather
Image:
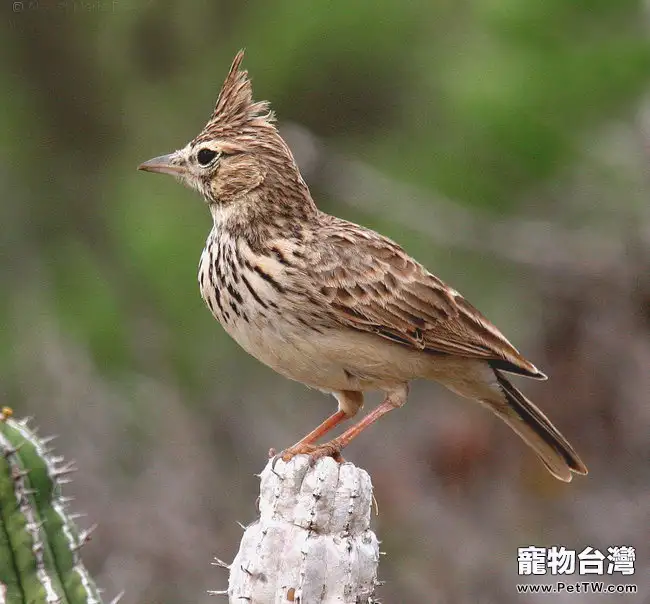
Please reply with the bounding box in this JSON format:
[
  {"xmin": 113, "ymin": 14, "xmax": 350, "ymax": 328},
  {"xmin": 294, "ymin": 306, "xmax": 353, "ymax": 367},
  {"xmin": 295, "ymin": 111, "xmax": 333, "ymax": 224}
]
[{"xmin": 490, "ymin": 370, "xmax": 588, "ymax": 482}]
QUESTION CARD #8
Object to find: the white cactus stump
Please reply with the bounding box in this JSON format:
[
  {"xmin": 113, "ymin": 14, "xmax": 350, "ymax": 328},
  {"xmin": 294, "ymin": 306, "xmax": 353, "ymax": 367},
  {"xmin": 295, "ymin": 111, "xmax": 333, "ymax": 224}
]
[{"xmin": 226, "ymin": 455, "xmax": 380, "ymax": 603}]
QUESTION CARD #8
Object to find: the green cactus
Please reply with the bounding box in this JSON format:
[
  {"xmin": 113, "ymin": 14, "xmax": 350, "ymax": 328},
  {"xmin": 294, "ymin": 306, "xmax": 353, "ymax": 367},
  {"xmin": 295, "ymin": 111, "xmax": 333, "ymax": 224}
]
[{"xmin": 0, "ymin": 408, "xmax": 112, "ymax": 604}]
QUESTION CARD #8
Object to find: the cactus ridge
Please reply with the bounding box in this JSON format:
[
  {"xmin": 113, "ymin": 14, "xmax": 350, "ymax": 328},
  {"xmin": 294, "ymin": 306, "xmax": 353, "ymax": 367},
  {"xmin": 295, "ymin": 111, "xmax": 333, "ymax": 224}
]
[{"xmin": 0, "ymin": 410, "xmax": 104, "ymax": 604}]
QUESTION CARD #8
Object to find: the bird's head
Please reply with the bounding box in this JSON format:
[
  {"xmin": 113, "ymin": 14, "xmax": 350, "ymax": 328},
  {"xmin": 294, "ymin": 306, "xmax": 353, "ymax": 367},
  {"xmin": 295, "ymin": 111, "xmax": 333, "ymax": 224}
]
[{"xmin": 139, "ymin": 51, "xmax": 313, "ymax": 223}]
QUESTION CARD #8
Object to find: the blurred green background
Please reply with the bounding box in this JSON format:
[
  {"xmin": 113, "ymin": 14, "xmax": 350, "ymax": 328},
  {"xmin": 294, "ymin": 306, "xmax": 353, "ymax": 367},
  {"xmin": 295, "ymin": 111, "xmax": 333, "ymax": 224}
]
[{"xmin": 2, "ymin": 1, "xmax": 649, "ymax": 602}]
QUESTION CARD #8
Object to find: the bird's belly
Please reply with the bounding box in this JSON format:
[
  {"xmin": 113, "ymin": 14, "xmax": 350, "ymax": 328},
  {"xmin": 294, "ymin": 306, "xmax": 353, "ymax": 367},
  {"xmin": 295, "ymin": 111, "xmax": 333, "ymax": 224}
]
[
  {"xmin": 224, "ymin": 317, "xmax": 431, "ymax": 392},
  {"xmin": 198, "ymin": 236, "xmax": 431, "ymax": 392},
  {"xmin": 222, "ymin": 316, "xmax": 350, "ymax": 388}
]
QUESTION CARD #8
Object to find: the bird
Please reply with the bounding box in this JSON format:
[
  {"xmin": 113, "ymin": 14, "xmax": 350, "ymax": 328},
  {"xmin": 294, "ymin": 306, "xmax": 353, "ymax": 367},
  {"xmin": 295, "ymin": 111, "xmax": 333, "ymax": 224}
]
[{"xmin": 138, "ymin": 50, "xmax": 587, "ymax": 482}]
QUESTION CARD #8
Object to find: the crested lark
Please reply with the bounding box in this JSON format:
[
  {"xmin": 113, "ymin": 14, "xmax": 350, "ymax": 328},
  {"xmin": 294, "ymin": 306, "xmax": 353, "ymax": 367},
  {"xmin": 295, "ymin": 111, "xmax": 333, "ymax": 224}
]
[{"xmin": 139, "ymin": 51, "xmax": 587, "ymax": 482}]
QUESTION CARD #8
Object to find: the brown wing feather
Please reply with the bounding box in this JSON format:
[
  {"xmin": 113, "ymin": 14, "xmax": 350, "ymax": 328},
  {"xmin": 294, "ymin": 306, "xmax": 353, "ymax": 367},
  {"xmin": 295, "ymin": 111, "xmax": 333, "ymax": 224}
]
[{"xmin": 312, "ymin": 219, "xmax": 544, "ymax": 378}]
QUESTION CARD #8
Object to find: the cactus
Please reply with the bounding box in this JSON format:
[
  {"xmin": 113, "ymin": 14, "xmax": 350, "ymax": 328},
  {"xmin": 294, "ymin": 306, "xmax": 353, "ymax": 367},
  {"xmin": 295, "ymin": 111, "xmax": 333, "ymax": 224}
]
[
  {"xmin": 0, "ymin": 407, "xmax": 110, "ymax": 604},
  {"xmin": 1, "ymin": 407, "xmax": 383, "ymax": 603},
  {"xmin": 221, "ymin": 456, "xmax": 380, "ymax": 603}
]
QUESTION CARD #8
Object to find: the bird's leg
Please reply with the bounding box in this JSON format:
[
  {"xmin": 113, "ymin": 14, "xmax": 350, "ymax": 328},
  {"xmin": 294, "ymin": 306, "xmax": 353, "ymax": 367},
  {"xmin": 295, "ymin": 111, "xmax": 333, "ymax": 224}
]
[
  {"xmin": 281, "ymin": 409, "xmax": 349, "ymax": 458},
  {"xmin": 283, "ymin": 386, "xmax": 408, "ymax": 464},
  {"xmin": 277, "ymin": 391, "xmax": 364, "ymax": 463},
  {"xmin": 279, "ymin": 410, "xmax": 349, "ymax": 462}
]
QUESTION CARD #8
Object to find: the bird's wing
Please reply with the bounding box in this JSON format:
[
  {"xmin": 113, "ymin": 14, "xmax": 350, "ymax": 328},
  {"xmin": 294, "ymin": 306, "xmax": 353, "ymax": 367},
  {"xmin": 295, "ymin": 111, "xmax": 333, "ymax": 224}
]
[{"xmin": 311, "ymin": 221, "xmax": 544, "ymax": 379}]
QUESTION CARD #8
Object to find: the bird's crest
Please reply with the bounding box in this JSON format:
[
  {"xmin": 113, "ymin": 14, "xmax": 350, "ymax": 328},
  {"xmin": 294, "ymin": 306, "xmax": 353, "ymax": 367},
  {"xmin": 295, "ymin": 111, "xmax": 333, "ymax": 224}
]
[{"xmin": 206, "ymin": 50, "xmax": 275, "ymax": 134}]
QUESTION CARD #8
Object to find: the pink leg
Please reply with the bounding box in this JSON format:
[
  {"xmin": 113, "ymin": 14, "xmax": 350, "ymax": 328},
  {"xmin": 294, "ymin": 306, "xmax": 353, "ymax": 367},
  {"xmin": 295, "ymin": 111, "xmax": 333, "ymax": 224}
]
[
  {"xmin": 282, "ymin": 386, "xmax": 407, "ymax": 463},
  {"xmin": 276, "ymin": 410, "xmax": 349, "ymax": 462},
  {"xmin": 291, "ymin": 409, "xmax": 348, "ymax": 448}
]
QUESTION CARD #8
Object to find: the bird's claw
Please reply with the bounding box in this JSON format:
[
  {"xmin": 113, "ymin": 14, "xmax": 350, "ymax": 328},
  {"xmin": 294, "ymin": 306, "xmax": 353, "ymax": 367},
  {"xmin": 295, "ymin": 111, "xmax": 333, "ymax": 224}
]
[{"xmin": 271, "ymin": 439, "xmax": 345, "ymax": 470}]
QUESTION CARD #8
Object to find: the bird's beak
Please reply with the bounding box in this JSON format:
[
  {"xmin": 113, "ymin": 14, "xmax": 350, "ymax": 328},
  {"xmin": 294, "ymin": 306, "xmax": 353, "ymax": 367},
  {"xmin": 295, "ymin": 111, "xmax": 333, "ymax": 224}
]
[{"xmin": 138, "ymin": 153, "xmax": 185, "ymax": 176}]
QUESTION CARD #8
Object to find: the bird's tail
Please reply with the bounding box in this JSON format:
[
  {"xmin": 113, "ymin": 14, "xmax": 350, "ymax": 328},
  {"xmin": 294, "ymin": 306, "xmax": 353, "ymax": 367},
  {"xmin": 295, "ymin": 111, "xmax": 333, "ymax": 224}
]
[{"xmin": 487, "ymin": 370, "xmax": 588, "ymax": 482}]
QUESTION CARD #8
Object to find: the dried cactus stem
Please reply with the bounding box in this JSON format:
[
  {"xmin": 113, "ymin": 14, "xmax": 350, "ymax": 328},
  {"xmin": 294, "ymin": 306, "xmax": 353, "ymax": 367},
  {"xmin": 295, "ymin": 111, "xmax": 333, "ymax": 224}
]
[{"xmin": 227, "ymin": 456, "xmax": 380, "ymax": 603}]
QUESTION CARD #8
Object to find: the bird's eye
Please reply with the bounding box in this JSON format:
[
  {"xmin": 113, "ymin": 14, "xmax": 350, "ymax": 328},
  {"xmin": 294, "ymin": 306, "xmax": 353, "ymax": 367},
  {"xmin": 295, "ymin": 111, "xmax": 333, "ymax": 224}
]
[{"xmin": 197, "ymin": 148, "xmax": 218, "ymax": 166}]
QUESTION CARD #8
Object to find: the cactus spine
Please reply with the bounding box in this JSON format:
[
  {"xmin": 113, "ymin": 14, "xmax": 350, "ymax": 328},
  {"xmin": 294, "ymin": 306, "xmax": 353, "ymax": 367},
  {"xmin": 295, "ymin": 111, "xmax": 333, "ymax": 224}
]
[{"xmin": 0, "ymin": 408, "xmax": 106, "ymax": 604}]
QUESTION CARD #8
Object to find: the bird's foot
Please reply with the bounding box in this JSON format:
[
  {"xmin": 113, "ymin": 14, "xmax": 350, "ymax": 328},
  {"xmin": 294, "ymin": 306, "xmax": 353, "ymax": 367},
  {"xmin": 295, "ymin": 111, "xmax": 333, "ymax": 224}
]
[{"xmin": 272, "ymin": 438, "xmax": 346, "ymax": 468}]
